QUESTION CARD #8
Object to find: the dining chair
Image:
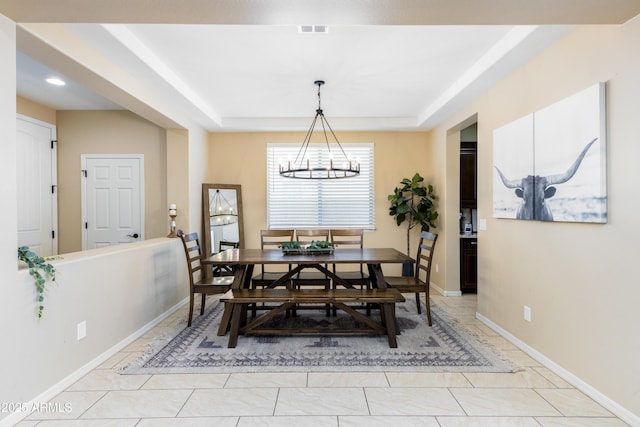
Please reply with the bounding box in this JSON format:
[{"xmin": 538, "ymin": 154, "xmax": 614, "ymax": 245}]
[
  {"xmin": 219, "ymin": 240, "xmax": 239, "ymax": 251},
  {"xmin": 178, "ymin": 230, "xmax": 233, "ymax": 327},
  {"xmin": 212, "ymin": 240, "xmax": 239, "ymax": 277},
  {"xmin": 294, "ymin": 228, "xmax": 332, "ymax": 286},
  {"xmin": 293, "ymin": 229, "xmax": 332, "ymax": 315},
  {"xmin": 330, "ymin": 228, "xmax": 370, "ymax": 314},
  {"xmin": 385, "ymin": 231, "xmax": 438, "ymax": 326},
  {"xmin": 251, "ymin": 229, "xmax": 295, "ymax": 315}
]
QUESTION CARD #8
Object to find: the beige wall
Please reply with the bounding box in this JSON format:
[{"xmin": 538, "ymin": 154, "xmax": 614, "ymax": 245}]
[
  {"xmin": 17, "ymin": 95, "xmax": 56, "ymax": 124},
  {"xmin": 187, "ymin": 126, "xmax": 210, "ymax": 238},
  {"xmin": 207, "ymin": 131, "xmax": 442, "ymax": 279},
  {"xmin": 430, "ymin": 19, "xmax": 640, "ymax": 418},
  {"xmin": 56, "ymin": 110, "xmax": 168, "ymax": 253},
  {"xmin": 166, "ymin": 128, "xmax": 190, "ymax": 233}
]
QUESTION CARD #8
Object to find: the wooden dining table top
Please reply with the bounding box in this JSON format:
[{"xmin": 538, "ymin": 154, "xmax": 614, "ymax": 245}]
[{"xmin": 203, "ymin": 248, "xmax": 413, "ymax": 265}]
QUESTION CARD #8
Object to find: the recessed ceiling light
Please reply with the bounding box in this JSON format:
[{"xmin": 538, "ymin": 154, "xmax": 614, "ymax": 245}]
[{"xmin": 46, "ymin": 77, "xmax": 66, "ymax": 86}]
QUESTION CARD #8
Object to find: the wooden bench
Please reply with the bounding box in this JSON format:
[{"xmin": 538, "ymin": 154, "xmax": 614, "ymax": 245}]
[{"xmin": 221, "ymin": 288, "xmax": 405, "ymax": 348}]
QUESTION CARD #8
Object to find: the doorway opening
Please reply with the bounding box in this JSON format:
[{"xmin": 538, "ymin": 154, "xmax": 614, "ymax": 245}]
[{"xmin": 459, "ymin": 123, "xmax": 477, "ymax": 294}]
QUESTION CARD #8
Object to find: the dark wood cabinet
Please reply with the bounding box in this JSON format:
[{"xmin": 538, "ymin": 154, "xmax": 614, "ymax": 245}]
[
  {"xmin": 460, "ymin": 141, "xmax": 477, "ymax": 208},
  {"xmin": 460, "ymin": 238, "xmax": 477, "ymax": 293}
]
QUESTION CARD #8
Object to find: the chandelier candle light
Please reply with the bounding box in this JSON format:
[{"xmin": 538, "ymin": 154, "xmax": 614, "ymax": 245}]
[
  {"xmin": 167, "ymin": 203, "xmax": 177, "ymax": 238},
  {"xmin": 279, "ymin": 80, "xmax": 360, "ymax": 179},
  {"xmin": 210, "ymin": 189, "xmax": 238, "ymax": 227}
]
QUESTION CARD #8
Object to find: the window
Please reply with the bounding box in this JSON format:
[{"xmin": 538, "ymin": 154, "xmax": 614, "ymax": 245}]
[{"xmin": 267, "ymin": 143, "xmax": 374, "ymax": 229}]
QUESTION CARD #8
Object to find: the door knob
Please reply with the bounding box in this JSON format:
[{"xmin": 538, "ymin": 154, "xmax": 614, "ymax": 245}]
[{"xmin": 127, "ymin": 233, "xmax": 139, "ymax": 239}]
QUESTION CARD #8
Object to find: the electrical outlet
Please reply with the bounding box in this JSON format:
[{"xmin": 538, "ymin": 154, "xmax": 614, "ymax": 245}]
[
  {"xmin": 523, "ymin": 306, "xmax": 532, "ymax": 322},
  {"xmin": 77, "ymin": 321, "xmax": 87, "ymax": 340},
  {"xmin": 435, "ymin": 263, "xmax": 439, "ymax": 273},
  {"xmin": 479, "ymin": 219, "xmax": 487, "ymax": 231}
]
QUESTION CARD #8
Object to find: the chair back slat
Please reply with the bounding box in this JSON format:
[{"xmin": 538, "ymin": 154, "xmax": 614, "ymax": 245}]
[
  {"xmin": 330, "ymin": 229, "xmax": 365, "ymax": 276},
  {"xmin": 296, "ymin": 229, "xmax": 330, "ymax": 244},
  {"xmin": 261, "ymin": 229, "xmax": 294, "ymax": 248},
  {"xmin": 259, "ymin": 229, "xmax": 294, "ymax": 275},
  {"xmin": 329, "ymin": 228, "xmax": 364, "ymax": 247},
  {"xmin": 415, "ymin": 231, "xmax": 438, "ymax": 285},
  {"xmin": 179, "ymin": 231, "xmax": 205, "ymax": 289}
]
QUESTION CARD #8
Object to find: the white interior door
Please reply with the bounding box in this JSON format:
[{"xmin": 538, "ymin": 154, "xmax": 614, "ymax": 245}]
[
  {"xmin": 16, "ymin": 116, "xmax": 57, "ymax": 256},
  {"xmin": 82, "ymin": 155, "xmax": 144, "ymax": 250}
]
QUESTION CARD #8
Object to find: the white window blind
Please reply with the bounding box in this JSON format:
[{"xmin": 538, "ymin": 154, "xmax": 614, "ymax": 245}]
[{"xmin": 267, "ymin": 143, "xmax": 374, "ymax": 229}]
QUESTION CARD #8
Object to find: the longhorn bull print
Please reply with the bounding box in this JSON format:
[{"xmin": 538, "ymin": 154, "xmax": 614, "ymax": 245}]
[{"xmin": 494, "ymin": 138, "xmax": 597, "ymax": 221}]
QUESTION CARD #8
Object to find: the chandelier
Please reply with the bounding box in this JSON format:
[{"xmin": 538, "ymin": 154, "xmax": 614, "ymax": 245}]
[
  {"xmin": 209, "ymin": 189, "xmax": 238, "ymax": 227},
  {"xmin": 279, "ymin": 80, "xmax": 360, "ymax": 179}
]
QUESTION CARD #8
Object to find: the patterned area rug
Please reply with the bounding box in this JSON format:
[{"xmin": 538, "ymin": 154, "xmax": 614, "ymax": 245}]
[{"xmin": 122, "ymin": 299, "xmax": 516, "ymax": 374}]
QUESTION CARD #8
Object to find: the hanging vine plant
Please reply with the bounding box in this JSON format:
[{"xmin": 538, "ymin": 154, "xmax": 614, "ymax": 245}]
[{"xmin": 18, "ymin": 246, "xmax": 57, "ymax": 319}]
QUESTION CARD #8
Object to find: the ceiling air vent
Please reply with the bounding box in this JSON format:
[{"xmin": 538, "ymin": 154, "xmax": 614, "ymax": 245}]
[{"xmin": 299, "ymin": 25, "xmax": 328, "ymax": 34}]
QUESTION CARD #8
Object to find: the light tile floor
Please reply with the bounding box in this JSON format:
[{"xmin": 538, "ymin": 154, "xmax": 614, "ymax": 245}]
[{"xmin": 15, "ymin": 294, "xmax": 629, "ymax": 426}]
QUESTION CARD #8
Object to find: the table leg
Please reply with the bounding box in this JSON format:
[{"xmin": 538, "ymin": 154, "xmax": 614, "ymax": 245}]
[
  {"xmin": 228, "ymin": 303, "xmax": 243, "ymax": 348},
  {"xmin": 241, "ymin": 264, "xmax": 254, "ymax": 289},
  {"xmin": 367, "ymin": 263, "xmax": 387, "ymax": 290},
  {"xmin": 381, "ymin": 302, "xmax": 398, "ymax": 348},
  {"xmin": 217, "ymin": 301, "xmax": 232, "ymax": 336},
  {"xmin": 217, "ymin": 265, "xmax": 248, "ymax": 336}
]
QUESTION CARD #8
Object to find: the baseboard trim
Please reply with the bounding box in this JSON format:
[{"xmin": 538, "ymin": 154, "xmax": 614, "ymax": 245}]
[
  {"xmin": 476, "ymin": 312, "xmax": 639, "ymax": 426},
  {"xmin": 442, "ymin": 290, "xmax": 463, "ymax": 297},
  {"xmin": 0, "ymin": 297, "xmax": 189, "ymax": 427},
  {"xmin": 430, "ymin": 283, "xmax": 462, "ymax": 297}
]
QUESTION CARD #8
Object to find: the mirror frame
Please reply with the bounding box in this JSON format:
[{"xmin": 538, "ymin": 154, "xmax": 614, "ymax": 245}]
[{"xmin": 201, "ymin": 183, "xmax": 244, "ymax": 257}]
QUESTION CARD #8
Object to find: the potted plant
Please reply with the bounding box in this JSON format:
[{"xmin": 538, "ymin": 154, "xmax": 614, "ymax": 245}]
[
  {"xmin": 388, "ymin": 173, "xmax": 438, "ymax": 276},
  {"xmin": 18, "ymin": 246, "xmax": 57, "ymax": 319}
]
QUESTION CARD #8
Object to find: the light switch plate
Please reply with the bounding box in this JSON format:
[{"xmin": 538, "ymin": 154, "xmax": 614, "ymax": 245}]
[{"xmin": 479, "ymin": 219, "xmax": 487, "ymax": 231}]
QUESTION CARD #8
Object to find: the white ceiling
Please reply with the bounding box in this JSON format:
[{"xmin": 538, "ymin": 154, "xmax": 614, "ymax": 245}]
[
  {"xmin": 17, "ymin": 51, "xmax": 122, "ymax": 110},
  {"xmin": 8, "ymin": 0, "xmax": 640, "ymax": 132}
]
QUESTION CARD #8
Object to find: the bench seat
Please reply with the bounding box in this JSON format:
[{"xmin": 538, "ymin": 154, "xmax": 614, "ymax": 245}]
[{"xmin": 221, "ymin": 288, "xmax": 405, "ymax": 348}]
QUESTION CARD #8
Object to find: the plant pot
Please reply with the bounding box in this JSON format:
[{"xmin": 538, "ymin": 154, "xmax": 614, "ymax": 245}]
[{"xmin": 402, "ymin": 261, "xmax": 414, "ymax": 277}]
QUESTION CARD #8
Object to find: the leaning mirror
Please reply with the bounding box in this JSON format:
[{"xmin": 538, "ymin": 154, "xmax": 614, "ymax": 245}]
[{"xmin": 201, "ymin": 184, "xmax": 244, "ymax": 257}]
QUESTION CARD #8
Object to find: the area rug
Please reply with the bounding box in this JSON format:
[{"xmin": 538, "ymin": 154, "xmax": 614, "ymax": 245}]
[{"xmin": 121, "ymin": 299, "xmax": 516, "ymax": 374}]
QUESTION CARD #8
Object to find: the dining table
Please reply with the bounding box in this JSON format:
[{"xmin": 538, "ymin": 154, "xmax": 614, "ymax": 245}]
[
  {"xmin": 204, "ymin": 247, "xmax": 412, "ymax": 289},
  {"xmin": 203, "ymin": 247, "xmax": 413, "ymax": 338}
]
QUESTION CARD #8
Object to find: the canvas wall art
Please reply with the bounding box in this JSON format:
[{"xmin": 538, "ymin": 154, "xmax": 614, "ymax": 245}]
[{"xmin": 492, "ymin": 83, "xmax": 607, "ymax": 223}]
